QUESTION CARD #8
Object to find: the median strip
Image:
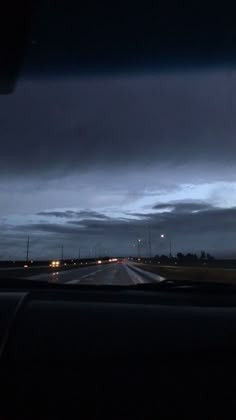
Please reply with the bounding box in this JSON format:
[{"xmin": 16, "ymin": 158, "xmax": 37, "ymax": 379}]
[
  {"xmin": 126, "ymin": 263, "xmax": 165, "ymax": 283},
  {"xmin": 123, "ymin": 264, "xmax": 146, "ymax": 284}
]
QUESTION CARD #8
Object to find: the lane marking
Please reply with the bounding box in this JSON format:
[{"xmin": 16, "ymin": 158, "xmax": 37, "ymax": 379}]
[
  {"xmin": 66, "ymin": 266, "xmax": 110, "ymax": 284},
  {"xmin": 80, "ymin": 268, "xmax": 103, "ymax": 278},
  {"xmin": 27, "ymin": 264, "xmax": 112, "ymax": 282},
  {"xmin": 26, "ymin": 268, "xmax": 94, "ymax": 281},
  {"xmin": 66, "ymin": 279, "xmax": 81, "ymax": 284}
]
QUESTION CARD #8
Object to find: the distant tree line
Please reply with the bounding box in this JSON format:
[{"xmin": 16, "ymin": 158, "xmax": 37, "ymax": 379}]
[
  {"xmin": 153, "ymin": 251, "xmax": 215, "ymax": 264},
  {"xmin": 176, "ymin": 251, "xmax": 214, "ymax": 263}
]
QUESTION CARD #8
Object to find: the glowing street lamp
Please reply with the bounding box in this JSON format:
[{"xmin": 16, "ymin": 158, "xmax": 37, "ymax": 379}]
[
  {"xmin": 137, "ymin": 239, "xmax": 141, "ymax": 258},
  {"xmin": 160, "ymin": 234, "xmax": 172, "ymax": 257}
]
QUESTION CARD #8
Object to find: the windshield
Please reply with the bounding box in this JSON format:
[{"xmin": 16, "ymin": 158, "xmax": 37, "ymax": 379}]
[{"xmin": 1, "ymin": 5, "xmax": 236, "ymax": 287}]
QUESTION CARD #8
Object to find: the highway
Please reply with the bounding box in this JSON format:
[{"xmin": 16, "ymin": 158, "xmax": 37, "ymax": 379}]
[{"xmin": 27, "ymin": 262, "xmax": 164, "ymax": 285}]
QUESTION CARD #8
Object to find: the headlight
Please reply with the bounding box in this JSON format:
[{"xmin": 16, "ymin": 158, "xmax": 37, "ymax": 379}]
[{"xmin": 51, "ymin": 260, "xmax": 60, "ymax": 267}]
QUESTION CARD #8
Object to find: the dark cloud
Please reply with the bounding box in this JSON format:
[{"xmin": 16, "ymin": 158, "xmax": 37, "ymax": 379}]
[
  {"xmin": 17, "ymin": 223, "xmax": 86, "ymax": 235},
  {"xmin": 1, "ymin": 70, "xmax": 236, "ymax": 258},
  {"xmin": 37, "ymin": 210, "xmax": 110, "ymax": 219},
  {"xmin": 3, "ymin": 201, "xmax": 236, "ymax": 258},
  {"xmin": 8, "ymin": 200, "xmax": 236, "ymax": 236},
  {"xmin": 0, "ymin": 71, "xmax": 236, "ymax": 177},
  {"xmin": 37, "ymin": 211, "xmax": 74, "ymax": 218},
  {"xmin": 152, "ymin": 200, "xmax": 213, "ymax": 213}
]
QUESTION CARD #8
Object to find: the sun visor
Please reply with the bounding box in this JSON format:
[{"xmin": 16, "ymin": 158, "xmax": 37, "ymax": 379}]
[
  {"xmin": 1, "ymin": 1, "xmax": 236, "ymax": 94},
  {"xmin": 0, "ymin": 1, "xmax": 34, "ymax": 94}
]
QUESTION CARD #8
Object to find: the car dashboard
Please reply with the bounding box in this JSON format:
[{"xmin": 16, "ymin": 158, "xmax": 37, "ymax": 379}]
[{"xmin": 1, "ymin": 285, "xmax": 236, "ymax": 419}]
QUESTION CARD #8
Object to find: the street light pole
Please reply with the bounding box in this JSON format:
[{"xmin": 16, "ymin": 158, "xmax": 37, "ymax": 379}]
[
  {"xmin": 169, "ymin": 238, "xmax": 172, "ymax": 258},
  {"xmin": 26, "ymin": 236, "xmax": 30, "ymax": 262},
  {"xmin": 137, "ymin": 239, "xmax": 141, "ymax": 258},
  {"xmin": 161, "ymin": 234, "xmax": 173, "ymax": 258},
  {"xmin": 148, "ymin": 230, "xmax": 152, "ymax": 257},
  {"xmin": 61, "ymin": 243, "xmax": 64, "ymax": 262}
]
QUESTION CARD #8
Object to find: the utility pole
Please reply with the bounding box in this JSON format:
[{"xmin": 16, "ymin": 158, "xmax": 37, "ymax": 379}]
[
  {"xmin": 78, "ymin": 248, "xmax": 81, "ymax": 259},
  {"xmin": 169, "ymin": 239, "xmax": 172, "ymax": 258},
  {"xmin": 26, "ymin": 236, "xmax": 30, "ymax": 262},
  {"xmin": 148, "ymin": 230, "xmax": 152, "ymax": 258},
  {"xmin": 160, "ymin": 234, "xmax": 173, "ymax": 258},
  {"xmin": 137, "ymin": 239, "xmax": 141, "ymax": 258},
  {"xmin": 61, "ymin": 243, "xmax": 64, "ymax": 261}
]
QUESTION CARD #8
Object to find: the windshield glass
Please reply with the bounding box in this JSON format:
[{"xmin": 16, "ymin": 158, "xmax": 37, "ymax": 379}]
[{"xmin": 1, "ymin": 6, "xmax": 236, "ymax": 287}]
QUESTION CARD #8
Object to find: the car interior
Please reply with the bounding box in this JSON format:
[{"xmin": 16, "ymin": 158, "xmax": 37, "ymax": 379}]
[{"xmin": 1, "ymin": 2, "xmax": 236, "ymax": 419}]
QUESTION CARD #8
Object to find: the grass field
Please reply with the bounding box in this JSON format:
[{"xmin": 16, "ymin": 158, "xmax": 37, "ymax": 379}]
[{"xmin": 135, "ymin": 263, "xmax": 236, "ymax": 284}]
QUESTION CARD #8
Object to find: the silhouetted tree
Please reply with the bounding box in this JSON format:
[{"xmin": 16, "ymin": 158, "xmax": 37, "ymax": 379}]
[
  {"xmin": 185, "ymin": 253, "xmax": 198, "ymax": 263},
  {"xmin": 200, "ymin": 251, "xmax": 206, "ymax": 260},
  {"xmin": 206, "ymin": 253, "xmax": 214, "ymax": 261},
  {"xmin": 160, "ymin": 255, "xmax": 169, "ymax": 264},
  {"xmin": 177, "ymin": 252, "xmax": 184, "ymax": 263}
]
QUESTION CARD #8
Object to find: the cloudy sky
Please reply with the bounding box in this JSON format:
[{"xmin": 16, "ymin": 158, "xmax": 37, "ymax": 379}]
[{"xmin": 1, "ymin": 69, "xmax": 236, "ymax": 259}]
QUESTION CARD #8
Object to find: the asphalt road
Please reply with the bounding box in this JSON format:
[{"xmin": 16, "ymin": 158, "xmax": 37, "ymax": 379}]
[{"xmin": 26, "ymin": 262, "xmax": 159, "ymax": 285}]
